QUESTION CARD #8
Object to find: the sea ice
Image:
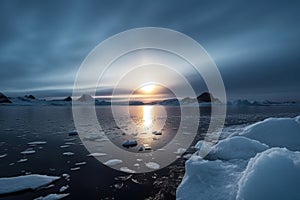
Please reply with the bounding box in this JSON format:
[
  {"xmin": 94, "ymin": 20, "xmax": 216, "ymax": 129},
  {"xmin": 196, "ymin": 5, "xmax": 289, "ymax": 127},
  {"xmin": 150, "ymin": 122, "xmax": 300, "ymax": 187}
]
[
  {"xmin": 21, "ymin": 150, "xmax": 36, "ymax": 155},
  {"xmin": 120, "ymin": 167, "xmax": 136, "ymax": 173},
  {"xmin": 208, "ymin": 136, "xmax": 269, "ymax": 160},
  {"xmin": 59, "ymin": 185, "xmax": 69, "ymax": 192},
  {"xmin": 28, "ymin": 141, "xmax": 47, "ymax": 145},
  {"xmin": 174, "ymin": 148, "xmax": 186, "ymax": 155},
  {"xmin": 87, "ymin": 152, "xmax": 107, "ymax": 157},
  {"xmin": 34, "ymin": 193, "xmax": 69, "ymax": 200},
  {"xmin": 177, "ymin": 115, "xmax": 300, "ymax": 200},
  {"xmin": 236, "ymin": 148, "xmax": 300, "ymax": 200},
  {"xmin": 104, "ymin": 159, "xmax": 123, "ymax": 166},
  {"xmin": 0, "ymin": 174, "xmax": 60, "ymax": 195},
  {"xmin": 240, "ymin": 116, "xmax": 300, "ymax": 151},
  {"xmin": 62, "ymin": 152, "xmax": 74, "ymax": 156},
  {"xmin": 145, "ymin": 162, "xmax": 160, "ymax": 170},
  {"xmin": 0, "ymin": 154, "xmax": 7, "ymax": 158}
]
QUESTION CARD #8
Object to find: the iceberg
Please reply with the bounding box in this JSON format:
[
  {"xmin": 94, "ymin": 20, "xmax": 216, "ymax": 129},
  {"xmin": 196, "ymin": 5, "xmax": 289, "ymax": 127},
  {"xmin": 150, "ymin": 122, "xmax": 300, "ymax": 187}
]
[
  {"xmin": 208, "ymin": 136, "xmax": 269, "ymax": 160},
  {"xmin": 177, "ymin": 115, "xmax": 300, "ymax": 200},
  {"xmin": 240, "ymin": 116, "xmax": 300, "ymax": 151},
  {"xmin": 237, "ymin": 148, "xmax": 300, "ymax": 200}
]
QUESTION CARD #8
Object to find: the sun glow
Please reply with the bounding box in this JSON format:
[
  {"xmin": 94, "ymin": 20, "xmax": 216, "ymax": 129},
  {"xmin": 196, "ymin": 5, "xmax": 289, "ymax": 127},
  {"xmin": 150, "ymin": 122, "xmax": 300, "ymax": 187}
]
[{"xmin": 140, "ymin": 84, "xmax": 156, "ymax": 93}]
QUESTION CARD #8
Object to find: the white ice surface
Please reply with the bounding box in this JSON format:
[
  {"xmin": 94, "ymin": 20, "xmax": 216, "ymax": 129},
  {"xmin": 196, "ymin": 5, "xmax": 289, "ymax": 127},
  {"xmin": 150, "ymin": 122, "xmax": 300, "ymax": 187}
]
[
  {"xmin": 177, "ymin": 116, "xmax": 300, "ymax": 200},
  {"xmin": 0, "ymin": 174, "xmax": 60, "ymax": 195}
]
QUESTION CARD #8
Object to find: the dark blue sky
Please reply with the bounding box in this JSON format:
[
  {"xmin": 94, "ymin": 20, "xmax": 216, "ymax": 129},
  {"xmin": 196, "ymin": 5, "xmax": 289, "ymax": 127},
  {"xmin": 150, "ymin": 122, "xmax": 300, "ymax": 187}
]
[{"xmin": 0, "ymin": 0, "xmax": 299, "ymax": 101}]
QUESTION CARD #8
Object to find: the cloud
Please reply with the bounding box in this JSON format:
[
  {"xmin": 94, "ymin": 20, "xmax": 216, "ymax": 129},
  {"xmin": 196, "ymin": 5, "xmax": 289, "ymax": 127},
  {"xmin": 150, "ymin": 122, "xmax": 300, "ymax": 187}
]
[{"xmin": 0, "ymin": 0, "xmax": 299, "ymax": 100}]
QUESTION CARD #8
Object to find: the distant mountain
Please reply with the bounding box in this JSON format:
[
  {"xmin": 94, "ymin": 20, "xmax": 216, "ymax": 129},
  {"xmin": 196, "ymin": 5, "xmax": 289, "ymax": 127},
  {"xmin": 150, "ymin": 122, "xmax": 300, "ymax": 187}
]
[
  {"xmin": 0, "ymin": 92, "xmax": 12, "ymax": 103},
  {"xmin": 63, "ymin": 96, "xmax": 72, "ymax": 101},
  {"xmin": 181, "ymin": 97, "xmax": 197, "ymax": 104},
  {"xmin": 197, "ymin": 92, "xmax": 220, "ymax": 103},
  {"xmin": 129, "ymin": 101, "xmax": 145, "ymax": 105},
  {"xmin": 77, "ymin": 94, "xmax": 94, "ymax": 102},
  {"xmin": 25, "ymin": 95, "xmax": 36, "ymax": 100},
  {"xmin": 158, "ymin": 98, "xmax": 180, "ymax": 106}
]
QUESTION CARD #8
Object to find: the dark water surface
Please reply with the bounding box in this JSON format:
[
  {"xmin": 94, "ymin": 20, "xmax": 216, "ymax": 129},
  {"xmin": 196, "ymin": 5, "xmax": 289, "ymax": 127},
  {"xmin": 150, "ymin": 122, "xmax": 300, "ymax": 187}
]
[{"xmin": 0, "ymin": 105, "xmax": 299, "ymax": 199}]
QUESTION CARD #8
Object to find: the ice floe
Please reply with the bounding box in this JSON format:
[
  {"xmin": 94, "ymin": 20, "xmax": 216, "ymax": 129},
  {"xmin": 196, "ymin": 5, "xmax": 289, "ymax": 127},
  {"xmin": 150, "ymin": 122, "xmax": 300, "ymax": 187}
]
[
  {"xmin": 104, "ymin": 159, "xmax": 123, "ymax": 166},
  {"xmin": 87, "ymin": 152, "xmax": 107, "ymax": 157},
  {"xmin": 145, "ymin": 162, "xmax": 160, "ymax": 170},
  {"xmin": 62, "ymin": 152, "xmax": 74, "ymax": 156},
  {"xmin": 21, "ymin": 150, "xmax": 36, "ymax": 155},
  {"xmin": 28, "ymin": 141, "xmax": 47, "ymax": 145},
  {"xmin": 34, "ymin": 193, "xmax": 69, "ymax": 200},
  {"xmin": 59, "ymin": 185, "xmax": 69, "ymax": 192},
  {"xmin": 0, "ymin": 154, "xmax": 7, "ymax": 159},
  {"xmin": 0, "ymin": 174, "xmax": 60, "ymax": 195},
  {"xmin": 120, "ymin": 167, "xmax": 136, "ymax": 173}
]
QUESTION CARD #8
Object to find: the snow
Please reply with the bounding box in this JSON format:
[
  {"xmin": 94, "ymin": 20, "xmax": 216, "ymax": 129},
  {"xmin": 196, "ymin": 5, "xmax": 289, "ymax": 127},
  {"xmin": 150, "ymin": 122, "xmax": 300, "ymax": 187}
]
[
  {"xmin": 145, "ymin": 162, "xmax": 160, "ymax": 170},
  {"xmin": 237, "ymin": 148, "xmax": 300, "ymax": 200},
  {"xmin": 240, "ymin": 116, "xmax": 300, "ymax": 151},
  {"xmin": 34, "ymin": 193, "xmax": 69, "ymax": 200},
  {"xmin": 208, "ymin": 136, "xmax": 269, "ymax": 160},
  {"xmin": 178, "ymin": 115, "xmax": 300, "ymax": 200},
  {"xmin": 104, "ymin": 159, "xmax": 123, "ymax": 166},
  {"xmin": 0, "ymin": 174, "xmax": 60, "ymax": 195}
]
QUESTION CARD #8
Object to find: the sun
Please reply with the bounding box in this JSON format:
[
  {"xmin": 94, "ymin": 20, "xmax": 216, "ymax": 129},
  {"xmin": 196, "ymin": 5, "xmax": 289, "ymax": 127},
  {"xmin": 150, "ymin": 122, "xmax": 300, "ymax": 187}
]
[{"xmin": 140, "ymin": 84, "xmax": 156, "ymax": 93}]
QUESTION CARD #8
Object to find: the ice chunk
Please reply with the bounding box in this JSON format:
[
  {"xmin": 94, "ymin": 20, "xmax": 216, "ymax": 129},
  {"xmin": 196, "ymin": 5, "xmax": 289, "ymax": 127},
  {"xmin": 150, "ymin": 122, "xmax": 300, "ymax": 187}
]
[
  {"xmin": 70, "ymin": 167, "xmax": 80, "ymax": 171},
  {"xmin": 87, "ymin": 152, "xmax": 107, "ymax": 157},
  {"xmin": 28, "ymin": 141, "xmax": 47, "ymax": 145},
  {"xmin": 177, "ymin": 156, "xmax": 245, "ymax": 200},
  {"xmin": 62, "ymin": 152, "xmax": 74, "ymax": 156},
  {"xmin": 59, "ymin": 185, "xmax": 69, "ymax": 192},
  {"xmin": 17, "ymin": 158, "xmax": 28, "ymax": 163},
  {"xmin": 122, "ymin": 140, "xmax": 138, "ymax": 148},
  {"xmin": 0, "ymin": 154, "xmax": 7, "ymax": 159},
  {"xmin": 120, "ymin": 167, "xmax": 136, "ymax": 173},
  {"xmin": 75, "ymin": 162, "xmax": 86, "ymax": 166},
  {"xmin": 237, "ymin": 148, "xmax": 300, "ymax": 200},
  {"xmin": 104, "ymin": 159, "xmax": 123, "ymax": 166},
  {"xmin": 34, "ymin": 193, "xmax": 69, "ymax": 200},
  {"xmin": 145, "ymin": 162, "xmax": 160, "ymax": 170},
  {"xmin": 174, "ymin": 148, "xmax": 186, "ymax": 155},
  {"xmin": 209, "ymin": 136, "xmax": 269, "ymax": 160},
  {"xmin": 241, "ymin": 116, "xmax": 300, "ymax": 151},
  {"xmin": 0, "ymin": 174, "xmax": 60, "ymax": 195},
  {"xmin": 21, "ymin": 150, "xmax": 36, "ymax": 155}
]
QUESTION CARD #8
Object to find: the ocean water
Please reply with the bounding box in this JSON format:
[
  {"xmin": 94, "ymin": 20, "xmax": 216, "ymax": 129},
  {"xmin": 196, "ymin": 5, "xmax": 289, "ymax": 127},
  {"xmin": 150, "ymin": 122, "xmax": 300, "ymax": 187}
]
[{"xmin": 0, "ymin": 105, "xmax": 299, "ymax": 199}]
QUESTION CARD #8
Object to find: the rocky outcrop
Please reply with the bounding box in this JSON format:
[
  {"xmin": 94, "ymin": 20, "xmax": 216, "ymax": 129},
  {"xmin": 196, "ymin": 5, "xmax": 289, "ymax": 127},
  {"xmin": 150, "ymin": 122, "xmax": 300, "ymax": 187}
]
[
  {"xmin": 63, "ymin": 96, "xmax": 72, "ymax": 101},
  {"xmin": 0, "ymin": 92, "xmax": 11, "ymax": 103},
  {"xmin": 197, "ymin": 92, "xmax": 220, "ymax": 103}
]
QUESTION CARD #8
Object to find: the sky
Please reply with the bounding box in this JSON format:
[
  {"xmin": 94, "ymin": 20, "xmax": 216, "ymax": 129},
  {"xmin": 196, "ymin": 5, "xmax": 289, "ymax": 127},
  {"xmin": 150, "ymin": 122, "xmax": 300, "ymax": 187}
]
[{"xmin": 0, "ymin": 0, "xmax": 300, "ymax": 101}]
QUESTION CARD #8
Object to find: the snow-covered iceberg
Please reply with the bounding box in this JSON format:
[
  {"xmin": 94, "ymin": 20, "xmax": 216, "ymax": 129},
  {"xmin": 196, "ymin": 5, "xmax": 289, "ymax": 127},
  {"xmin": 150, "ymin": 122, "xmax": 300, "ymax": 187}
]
[{"xmin": 177, "ymin": 115, "xmax": 300, "ymax": 200}]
